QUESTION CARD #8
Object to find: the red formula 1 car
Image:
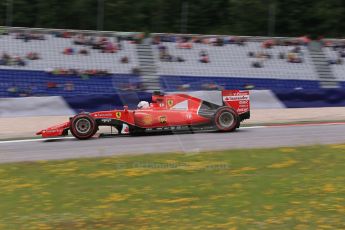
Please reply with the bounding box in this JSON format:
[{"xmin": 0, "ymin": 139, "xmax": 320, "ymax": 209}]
[{"xmin": 37, "ymin": 90, "xmax": 250, "ymax": 140}]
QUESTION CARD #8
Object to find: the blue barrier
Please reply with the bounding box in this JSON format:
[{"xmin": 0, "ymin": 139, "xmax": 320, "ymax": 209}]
[
  {"xmin": 0, "ymin": 69, "xmax": 140, "ymax": 97},
  {"xmin": 274, "ymin": 89, "xmax": 345, "ymax": 108},
  {"xmin": 0, "ymin": 69, "xmax": 331, "ymax": 98},
  {"xmin": 2, "ymin": 69, "xmax": 345, "ymax": 109},
  {"xmin": 160, "ymin": 75, "xmax": 321, "ymax": 91},
  {"xmin": 63, "ymin": 92, "xmax": 152, "ymax": 112},
  {"xmin": 63, "ymin": 89, "xmax": 345, "ymax": 112}
]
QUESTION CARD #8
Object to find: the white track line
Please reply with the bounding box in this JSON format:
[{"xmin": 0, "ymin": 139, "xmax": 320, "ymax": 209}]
[
  {"xmin": 242, "ymin": 125, "xmax": 266, "ymax": 129},
  {"xmin": 0, "ymin": 137, "xmax": 75, "ymax": 144}
]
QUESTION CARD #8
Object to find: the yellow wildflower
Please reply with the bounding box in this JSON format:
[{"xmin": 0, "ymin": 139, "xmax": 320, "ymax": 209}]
[
  {"xmin": 156, "ymin": 197, "xmax": 199, "ymax": 203},
  {"xmin": 323, "ymin": 184, "xmax": 336, "ymax": 193},
  {"xmin": 268, "ymin": 159, "xmax": 298, "ymax": 168}
]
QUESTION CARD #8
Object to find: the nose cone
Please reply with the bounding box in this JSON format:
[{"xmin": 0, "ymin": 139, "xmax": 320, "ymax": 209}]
[{"xmin": 36, "ymin": 130, "xmax": 43, "ymax": 135}]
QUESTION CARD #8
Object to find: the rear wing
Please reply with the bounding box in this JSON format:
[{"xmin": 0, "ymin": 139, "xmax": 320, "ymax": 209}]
[{"xmin": 222, "ymin": 90, "xmax": 250, "ymax": 119}]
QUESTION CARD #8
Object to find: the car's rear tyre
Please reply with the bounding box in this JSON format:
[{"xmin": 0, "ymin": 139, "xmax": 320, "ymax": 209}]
[
  {"xmin": 213, "ymin": 107, "xmax": 239, "ymax": 132},
  {"xmin": 70, "ymin": 114, "xmax": 98, "ymax": 140}
]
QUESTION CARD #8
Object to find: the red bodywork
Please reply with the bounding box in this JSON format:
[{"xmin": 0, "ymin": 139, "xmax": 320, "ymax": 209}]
[{"xmin": 37, "ymin": 90, "xmax": 250, "ymax": 138}]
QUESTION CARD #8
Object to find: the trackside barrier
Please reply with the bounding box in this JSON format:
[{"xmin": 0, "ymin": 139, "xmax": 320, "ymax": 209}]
[
  {"xmin": 63, "ymin": 92, "xmax": 152, "ymax": 113},
  {"xmin": 47, "ymin": 89, "xmax": 345, "ymax": 112},
  {"xmin": 250, "ymin": 90, "xmax": 285, "ymax": 109},
  {"xmin": 0, "ymin": 93, "xmax": 151, "ymax": 117},
  {"xmin": 63, "ymin": 90, "xmax": 285, "ymax": 112},
  {"xmin": 1, "ymin": 89, "xmax": 345, "ymax": 117},
  {"xmin": 0, "ymin": 96, "xmax": 75, "ymax": 117},
  {"xmin": 274, "ymin": 89, "xmax": 345, "ymax": 108}
]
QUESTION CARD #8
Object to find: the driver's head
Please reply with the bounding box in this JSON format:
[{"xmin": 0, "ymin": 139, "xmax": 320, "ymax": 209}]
[{"xmin": 137, "ymin": 101, "xmax": 150, "ymax": 109}]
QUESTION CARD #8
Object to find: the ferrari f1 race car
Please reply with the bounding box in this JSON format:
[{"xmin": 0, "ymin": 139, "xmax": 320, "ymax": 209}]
[{"xmin": 37, "ymin": 90, "xmax": 250, "ymax": 140}]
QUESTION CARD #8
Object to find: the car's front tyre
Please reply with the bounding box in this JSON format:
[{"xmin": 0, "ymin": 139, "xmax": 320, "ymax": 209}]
[{"xmin": 70, "ymin": 114, "xmax": 98, "ymax": 140}]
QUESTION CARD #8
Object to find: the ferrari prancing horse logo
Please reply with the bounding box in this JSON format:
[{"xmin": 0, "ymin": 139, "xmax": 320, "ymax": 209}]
[
  {"xmin": 167, "ymin": 99, "xmax": 174, "ymax": 107},
  {"xmin": 159, "ymin": 116, "xmax": 167, "ymax": 124},
  {"xmin": 116, "ymin": 112, "xmax": 121, "ymax": 119}
]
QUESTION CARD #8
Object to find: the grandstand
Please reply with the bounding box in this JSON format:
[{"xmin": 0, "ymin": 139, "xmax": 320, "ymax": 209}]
[
  {"xmin": 0, "ymin": 27, "xmax": 344, "ymax": 97},
  {"xmin": 154, "ymin": 41, "xmax": 316, "ymax": 80},
  {"xmin": 324, "ymin": 46, "xmax": 345, "ymax": 81},
  {"xmin": 0, "ymin": 33, "xmax": 138, "ymax": 73}
]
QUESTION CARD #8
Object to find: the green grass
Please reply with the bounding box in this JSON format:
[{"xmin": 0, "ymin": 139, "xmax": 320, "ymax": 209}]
[{"xmin": 1, "ymin": 145, "xmax": 345, "ymax": 229}]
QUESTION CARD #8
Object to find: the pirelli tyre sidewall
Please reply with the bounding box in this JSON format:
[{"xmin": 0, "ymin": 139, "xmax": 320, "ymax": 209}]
[
  {"xmin": 214, "ymin": 107, "xmax": 239, "ymax": 132},
  {"xmin": 70, "ymin": 114, "xmax": 97, "ymax": 140}
]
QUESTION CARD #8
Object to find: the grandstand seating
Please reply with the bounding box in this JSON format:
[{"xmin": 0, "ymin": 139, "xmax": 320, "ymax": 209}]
[
  {"xmin": 0, "ymin": 33, "xmax": 138, "ymax": 73},
  {"xmin": 153, "ymin": 42, "xmax": 317, "ymax": 80},
  {"xmin": 1, "ymin": 29, "xmax": 345, "ymax": 98},
  {"xmin": 323, "ymin": 47, "xmax": 345, "ymax": 81}
]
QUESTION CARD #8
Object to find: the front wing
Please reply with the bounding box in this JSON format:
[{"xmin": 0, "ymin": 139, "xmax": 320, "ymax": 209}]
[{"xmin": 36, "ymin": 121, "xmax": 70, "ymax": 138}]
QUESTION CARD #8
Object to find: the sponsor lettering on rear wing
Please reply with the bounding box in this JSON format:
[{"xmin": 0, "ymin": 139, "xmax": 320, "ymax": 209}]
[{"xmin": 222, "ymin": 90, "xmax": 250, "ymax": 115}]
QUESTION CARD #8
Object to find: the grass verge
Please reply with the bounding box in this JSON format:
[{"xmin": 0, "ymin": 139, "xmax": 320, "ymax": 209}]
[{"xmin": 0, "ymin": 144, "xmax": 345, "ymax": 229}]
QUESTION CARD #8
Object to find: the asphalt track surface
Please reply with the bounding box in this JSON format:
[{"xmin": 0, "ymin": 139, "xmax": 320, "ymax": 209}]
[{"xmin": 0, "ymin": 123, "xmax": 345, "ymax": 163}]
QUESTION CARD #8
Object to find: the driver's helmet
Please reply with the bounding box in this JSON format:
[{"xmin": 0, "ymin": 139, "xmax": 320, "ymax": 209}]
[{"xmin": 137, "ymin": 101, "xmax": 150, "ymax": 109}]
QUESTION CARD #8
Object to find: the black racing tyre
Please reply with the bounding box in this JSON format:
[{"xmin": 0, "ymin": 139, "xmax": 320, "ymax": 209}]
[
  {"xmin": 236, "ymin": 120, "xmax": 241, "ymax": 129},
  {"xmin": 70, "ymin": 114, "xmax": 98, "ymax": 140},
  {"xmin": 213, "ymin": 107, "xmax": 239, "ymax": 132}
]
